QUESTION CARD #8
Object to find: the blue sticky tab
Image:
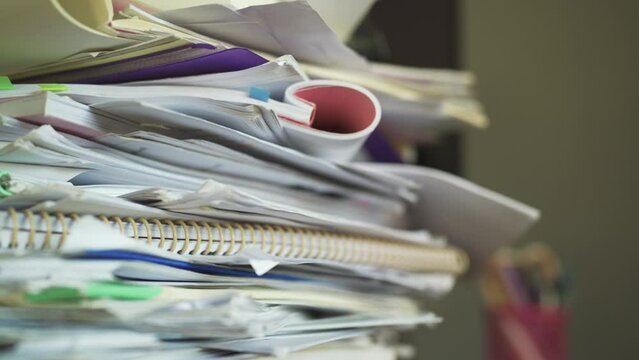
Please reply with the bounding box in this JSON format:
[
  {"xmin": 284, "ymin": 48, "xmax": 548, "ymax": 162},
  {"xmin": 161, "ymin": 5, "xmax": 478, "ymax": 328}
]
[
  {"xmin": 0, "ymin": 76, "xmax": 15, "ymax": 90},
  {"xmin": 249, "ymin": 87, "xmax": 270, "ymax": 102}
]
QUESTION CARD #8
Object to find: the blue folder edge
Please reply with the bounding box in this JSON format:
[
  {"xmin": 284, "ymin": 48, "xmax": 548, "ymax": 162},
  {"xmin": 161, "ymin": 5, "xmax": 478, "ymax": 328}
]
[{"xmin": 75, "ymin": 250, "xmax": 306, "ymax": 282}]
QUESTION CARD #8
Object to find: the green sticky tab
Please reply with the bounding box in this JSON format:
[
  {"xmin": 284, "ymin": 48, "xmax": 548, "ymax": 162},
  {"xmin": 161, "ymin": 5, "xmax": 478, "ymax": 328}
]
[
  {"xmin": 38, "ymin": 83, "xmax": 68, "ymax": 92},
  {"xmin": 0, "ymin": 76, "xmax": 15, "ymax": 90},
  {"xmin": 0, "ymin": 187, "xmax": 12, "ymax": 198},
  {"xmin": 86, "ymin": 281, "xmax": 162, "ymax": 301},
  {"xmin": 26, "ymin": 287, "xmax": 82, "ymax": 304},
  {"xmin": 0, "ymin": 170, "xmax": 13, "ymax": 198}
]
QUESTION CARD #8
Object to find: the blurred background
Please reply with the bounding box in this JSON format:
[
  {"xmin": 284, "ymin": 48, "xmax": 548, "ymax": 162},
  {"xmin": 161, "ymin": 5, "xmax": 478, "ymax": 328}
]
[{"xmin": 348, "ymin": 0, "xmax": 639, "ymax": 358}]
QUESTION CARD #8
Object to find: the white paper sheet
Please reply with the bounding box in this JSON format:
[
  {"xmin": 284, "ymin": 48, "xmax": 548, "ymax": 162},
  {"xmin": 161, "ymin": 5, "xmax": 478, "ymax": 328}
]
[
  {"xmin": 0, "ymin": 0, "xmax": 133, "ymax": 74},
  {"xmin": 355, "ymin": 163, "xmax": 540, "ymax": 269},
  {"xmin": 0, "ymin": 84, "xmax": 312, "ymax": 131},
  {"xmin": 202, "ymin": 329, "xmax": 369, "ymax": 356},
  {"xmin": 277, "ymin": 313, "xmax": 441, "ymax": 333},
  {"xmin": 0, "ymin": 256, "xmax": 120, "ymax": 282},
  {"xmin": 126, "ymin": 54, "xmax": 308, "ymax": 100},
  {"xmin": 98, "ymin": 132, "xmax": 347, "ymax": 195},
  {"xmin": 0, "ymin": 162, "xmax": 87, "ymax": 183},
  {"xmin": 0, "ymin": 183, "xmax": 172, "ymax": 219},
  {"xmin": 91, "ymin": 100, "xmax": 407, "ymax": 198},
  {"xmin": 4, "ymin": 329, "xmax": 161, "ymax": 359},
  {"xmin": 123, "ymin": 181, "xmax": 433, "ymax": 245},
  {"xmin": 0, "ymin": 92, "xmax": 139, "ymax": 138},
  {"xmin": 157, "ymin": 1, "xmax": 368, "ymax": 69}
]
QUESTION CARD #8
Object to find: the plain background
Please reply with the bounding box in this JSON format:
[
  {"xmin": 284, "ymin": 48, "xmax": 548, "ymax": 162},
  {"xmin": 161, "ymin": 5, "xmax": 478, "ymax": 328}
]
[{"xmin": 406, "ymin": 0, "xmax": 639, "ymax": 358}]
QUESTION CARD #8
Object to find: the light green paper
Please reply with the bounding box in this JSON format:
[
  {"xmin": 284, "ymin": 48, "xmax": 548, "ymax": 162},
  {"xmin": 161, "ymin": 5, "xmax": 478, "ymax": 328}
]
[
  {"xmin": 39, "ymin": 83, "xmax": 69, "ymax": 92},
  {"xmin": 26, "ymin": 287, "xmax": 82, "ymax": 304},
  {"xmin": 25, "ymin": 281, "xmax": 162, "ymax": 303},
  {"xmin": 0, "ymin": 76, "xmax": 15, "ymax": 90},
  {"xmin": 0, "ymin": 170, "xmax": 13, "ymax": 198},
  {"xmin": 85, "ymin": 281, "xmax": 162, "ymax": 301}
]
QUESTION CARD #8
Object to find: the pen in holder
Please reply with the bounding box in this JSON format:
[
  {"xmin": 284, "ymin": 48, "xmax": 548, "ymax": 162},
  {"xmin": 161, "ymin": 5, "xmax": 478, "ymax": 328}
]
[{"xmin": 481, "ymin": 244, "xmax": 570, "ymax": 360}]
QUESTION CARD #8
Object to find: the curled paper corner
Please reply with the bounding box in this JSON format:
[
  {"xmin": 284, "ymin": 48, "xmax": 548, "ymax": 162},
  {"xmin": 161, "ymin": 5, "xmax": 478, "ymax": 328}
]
[
  {"xmin": 197, "ymin": 179, "xmax": 230, "ymax": 194},
  {"xmin": 248, "ymin": 258, "xmax": 279, "ymax": 276},
  {"xmin": 240, "ymin": 246, "xmax": 282, "ymax": 276},
  {"xmin": 195, "ymin": 179, "xmax": 240, "ymax": 202}
]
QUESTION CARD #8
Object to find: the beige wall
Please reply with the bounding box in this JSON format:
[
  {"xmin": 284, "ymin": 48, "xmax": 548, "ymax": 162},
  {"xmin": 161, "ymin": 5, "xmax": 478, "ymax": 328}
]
[{"xmin": 409, "ymin": 1, "xmax": 639, "ymax": 359}]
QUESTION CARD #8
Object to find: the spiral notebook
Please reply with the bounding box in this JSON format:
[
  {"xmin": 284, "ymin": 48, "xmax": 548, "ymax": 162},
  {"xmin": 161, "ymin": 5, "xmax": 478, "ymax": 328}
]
[{"xmin": 0, "ymin": 208, "xmax": 467, "ymax": 274}]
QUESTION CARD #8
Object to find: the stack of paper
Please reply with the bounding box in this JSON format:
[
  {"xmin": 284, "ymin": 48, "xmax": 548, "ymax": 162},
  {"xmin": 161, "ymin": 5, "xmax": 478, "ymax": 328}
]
[
  {"xmin": 3, "ymin": 0, "xmax": 487, "ymax": 140},
  {"xmin": 0, "ymin": 1, "xmax": 538, "ymax": 359},
  {"xmin": 148, "ymin": 0, "xmax": 488, "ymax": 136}
]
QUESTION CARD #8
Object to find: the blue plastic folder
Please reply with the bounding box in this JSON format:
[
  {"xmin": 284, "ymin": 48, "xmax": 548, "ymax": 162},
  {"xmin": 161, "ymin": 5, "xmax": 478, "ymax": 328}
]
[{"xmin": 78, "ymin": 250, "xmax": 304, "ymax": 282}]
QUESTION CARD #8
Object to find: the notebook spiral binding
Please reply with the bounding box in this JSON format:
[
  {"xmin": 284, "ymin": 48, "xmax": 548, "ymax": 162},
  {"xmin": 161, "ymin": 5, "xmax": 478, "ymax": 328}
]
[{"xmin": 1, "ymin": 208, "xmax": 468, "ymax": 274}]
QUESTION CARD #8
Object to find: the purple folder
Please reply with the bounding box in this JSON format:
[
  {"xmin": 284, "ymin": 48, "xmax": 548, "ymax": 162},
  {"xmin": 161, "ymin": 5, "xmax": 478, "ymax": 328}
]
[
  {"xmin": 19, "ymin": 45, "xmax": 268, "ymax": 84},
  {"xmin": 364, "ymin": 130, "xmax": 403, "ymax": 163}
]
